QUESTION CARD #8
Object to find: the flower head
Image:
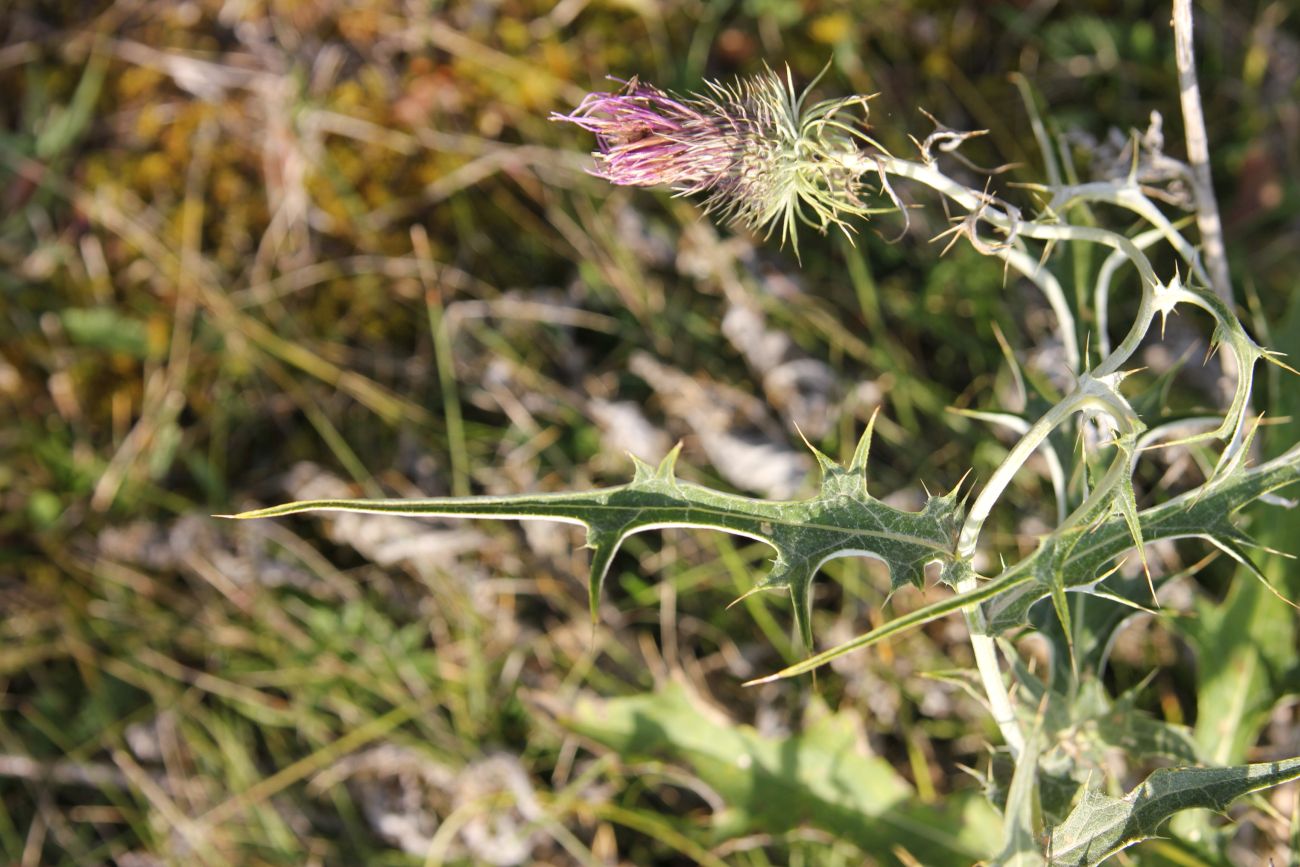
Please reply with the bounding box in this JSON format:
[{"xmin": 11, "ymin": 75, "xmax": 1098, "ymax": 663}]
[{"xmin": 552, "ymin": 66, "xmax": 882, "ymax": 255}]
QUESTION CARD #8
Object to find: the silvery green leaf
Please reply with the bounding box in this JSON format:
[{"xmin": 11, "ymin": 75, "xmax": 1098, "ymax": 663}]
[
  {"xmin": 982, "ymin": 442, "xmax": 1300, "ymax": 634},
  {"xmin": 1047, "ymin": 757, "xmax": 1300, "ymax": 866},
  {"xmin": 747, "ymin": 444, "xmax": 1300, "ymax": 683},
  {"xmin": 223, "ymin": 424, "xmax": 967, "ymax": 651}
]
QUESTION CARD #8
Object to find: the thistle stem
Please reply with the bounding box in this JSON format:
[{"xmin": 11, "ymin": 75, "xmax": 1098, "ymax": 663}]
[
  {"xmin": 850, "ymin": 153, "xmax": 1162, "ymax": 759},
  {"xmin": 861, "ymin": 155, "xmax": 1082, "ymax": 374},
  {"xmin": 968, "ymin": 618, "xmax": 1024, "ymax": 756},
  {"xmin": 1172, "ymin": 0, "xmax": 1234, "ymax": 308}
]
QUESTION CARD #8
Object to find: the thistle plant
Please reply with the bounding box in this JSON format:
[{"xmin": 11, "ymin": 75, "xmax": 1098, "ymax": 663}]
[
  {"xmin": 552, "ymin": 66, "xmax": 879, "ymax": 257},
  {"xmin": 225, "ymin": 18, "xmax": 1300, "ymax": 866}
]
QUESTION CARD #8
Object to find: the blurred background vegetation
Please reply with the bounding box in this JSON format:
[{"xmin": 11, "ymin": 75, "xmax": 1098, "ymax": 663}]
[{"xmin": 1, "ymin": 0, "xmax": 1298, "ymax": 864}]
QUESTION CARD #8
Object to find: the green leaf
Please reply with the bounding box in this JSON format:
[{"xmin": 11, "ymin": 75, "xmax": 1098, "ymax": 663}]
[
  {"xmin": 1181, "ymin": 292, "xmax": 1300, "ymax": 770},
  {"xmin": 748, "ymin": 444, "xmax": 1300, "ymax": 683},
  {"xmin": 1047, "ymin": 757, "xmax": 1300, "ymax": 866},
  {"xmin": 982, "ymin": 442, "xmax": 1300, "ymax": 634},
  {"xmin": 546, "ymin": 680, "xmax": 1000, "ymax": 864},
  {"xmin": 223, "ymin": 428, "xmax": 968, "ymax": 651},
  {"xmin": 35, "ymin": 49, "xmax": 107, "ymax": 160},
  {"xmin": 988, "ymin": 659, "xmax": 1198, "ymax": 836},
  {"xmin": 1092, "ymin": 686, "xmax": 1199, "ymax": 765},
  {"xmin": 226, "ymin": 425, "xmax": 1298, "ymax": 687},
  {"xmin": 1005, "ymin": 652, "xmax": 1200, "ymax": 767},
  {"xmin": 1163, "ymin": 301, "xmax": 1300, "ymax": 851},
  {"xmin": 1030, "ymin": 571, "xmax": 1151, "ymax": 690},
  {"xmin": 61, "ymin": 307, "xmax": 152, "ymax": 359},
  {"xmin": 986, "ymin": 757, "xmax": 1081, "ymax": 830}
]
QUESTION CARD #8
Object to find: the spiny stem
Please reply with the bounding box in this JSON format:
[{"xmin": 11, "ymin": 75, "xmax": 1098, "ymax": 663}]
[
  {"xmin": 858, "ymin": 154, "xmax": 1082, "ymax": 373},
  {"xmin": 850, "ymin": 153, "xmax": 1161, "ymax": 759}
]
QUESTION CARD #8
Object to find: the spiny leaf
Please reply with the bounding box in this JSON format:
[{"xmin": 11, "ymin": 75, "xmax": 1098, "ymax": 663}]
[
  {"xmin": 983, "ymin": 442, "xmax": 1300, "ymax": 634},
  {"xmin": 222, "ymin": 438, "xmax": 965, "ymax": 653},
  {"xmin": 1109, "ymin": 434, "xmax": 1152, "ymax": 601},
  {"xmin": 1048, "ymin": 581, "xmax": 1075, "ymax": 680},
  {"xmin": 751, "ymin": 443, "xmax": 1300, "ymax": 682},
  {"xmin": 1047, "ymin": 757, "xmax": 1300, "ymax": 866},
  {"xmin": 1004, "ymin": 654, "xmax": 1200, "ymax": 767},
  {"xmin": 847, "ymin": 405, "xmax": 879, "ymax": 477}
]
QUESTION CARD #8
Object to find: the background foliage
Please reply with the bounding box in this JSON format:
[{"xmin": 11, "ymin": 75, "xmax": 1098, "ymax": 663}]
[{"xmin": 2, "ymin": 0, "xmax": 1298, "ymax": 864}]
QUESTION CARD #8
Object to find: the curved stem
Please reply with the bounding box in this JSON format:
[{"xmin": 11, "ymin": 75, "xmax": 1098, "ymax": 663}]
[
  {"xmin": 862, "ymin": 155, "xmax": 1176, "ymax": 378},
  {"xmin": 851, "ymin": 153, "xmax": 1166, "ymax": 759},
  {"xmin": 862, "ymin": 155, "xmax": 1081, "ymax": 372},
  {"xmin": 957, "ymin": 394, "xmax": 1085, "ymax": 559},
  {"xmin": 1094, "ymin": 223, "xmax": 1171, "ymax": 358},
  {"xmin": 952, "ymin": 391, "xmax": 1086, "ymax": 759},
  {"xmin": 1052, "ymin": 183, "xmax": 1210, "ymax": 288}
]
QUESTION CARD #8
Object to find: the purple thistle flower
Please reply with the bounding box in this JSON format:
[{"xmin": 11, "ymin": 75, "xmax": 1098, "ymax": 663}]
[
  {"xmin": 552, "ymin": 67, "xmax": 883, "ymax": 255},
  {"xmin": 554, "ymin": 78, "xmax": 735, "ymax": 191}
]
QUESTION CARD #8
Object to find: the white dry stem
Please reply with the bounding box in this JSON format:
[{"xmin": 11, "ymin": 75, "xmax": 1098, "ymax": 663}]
[
  {"xmin": 1172, "ymin": 0, "xmax": 1234, "ymax": 308},
  {"xmin": 1172, "ymin": 0, "xmax": 1247, "ymax": 422}
]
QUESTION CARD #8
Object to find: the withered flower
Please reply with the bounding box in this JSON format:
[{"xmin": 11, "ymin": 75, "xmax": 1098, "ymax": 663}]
[{"xmin": 553, "ymin": 66, "xmax": 881, "ymax": 255}]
